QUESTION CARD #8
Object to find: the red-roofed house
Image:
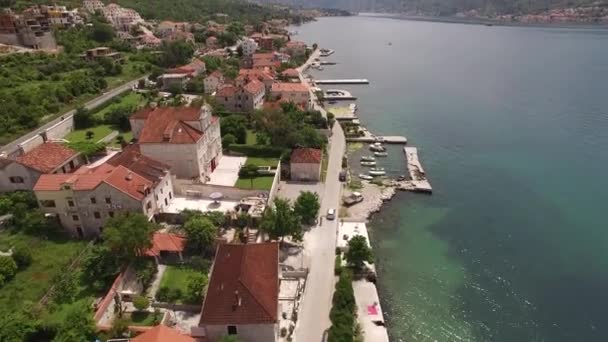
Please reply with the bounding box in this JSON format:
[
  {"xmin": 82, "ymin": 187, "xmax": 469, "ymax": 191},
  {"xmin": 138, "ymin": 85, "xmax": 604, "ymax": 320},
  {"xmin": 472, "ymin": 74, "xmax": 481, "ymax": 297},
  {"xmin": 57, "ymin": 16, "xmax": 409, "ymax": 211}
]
[
  {"xmin": 270, "ymin": 82, "xmax": 310, "ymax": 109},
  {"xmin": 33, "ymin": 152, "xmax": 173, "ymax": 238},
  {"xmin": 237, "ymin": 69, "xmax": 275, "ymax": 93},
  {"xmin": 282, "ymin": 40, "xmax": 307, "ymax": 58},
  {"xmin": 215, "ymin": 79, "xmax": 265, "ymax": 113},
  {"xmin": 290, "ymin": 148, "xmax": 322, "ymax": 182},
  {"xmin": 132, "ymin": 325, "xmax": 195, "ymax": 342},
  {"xmin": 193, "ymin": 242, "xmax": 279, "ymax": 341},
  {"xmin": 144, "ymin": 232, "xmax": 187, "ymax": 262},
  {"xmin": 251, "ymin": 52, "xmax": 281, "ymax": 71},
  {"xmin": 0, "ymin": 142, "xmax": 83, "ymax": 192},
  {"xmin": 280, "ymin": 68, "xmax": 300, "ymax": 80},
  {"xmin": 129, "ymin": 104, "xmax": 222, "ymax": 181}
]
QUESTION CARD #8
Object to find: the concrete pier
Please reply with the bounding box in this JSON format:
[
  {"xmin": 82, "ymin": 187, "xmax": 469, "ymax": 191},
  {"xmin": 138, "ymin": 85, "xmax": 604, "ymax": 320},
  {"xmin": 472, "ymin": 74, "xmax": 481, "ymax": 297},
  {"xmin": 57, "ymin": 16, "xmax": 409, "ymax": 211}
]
[
  {"xmin": 316, "ymin": 79, "xmax": 370, "ymax": 85},
  {"xmin": 399, "ymin": 147, "xmax": 432, "ymax": 193},
  {"xmin": 346, "ymin": 135, "xmax": 407, "ymax": 144}
]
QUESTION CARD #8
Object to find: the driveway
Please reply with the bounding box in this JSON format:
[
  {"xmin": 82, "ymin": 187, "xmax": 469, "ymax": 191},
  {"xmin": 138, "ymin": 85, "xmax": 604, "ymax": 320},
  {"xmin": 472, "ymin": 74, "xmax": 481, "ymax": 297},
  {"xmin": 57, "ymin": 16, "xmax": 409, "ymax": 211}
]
[
  {"xmin": 207, "ymin": 156, "xmax": 246, "ymax": 186},
  {"xmin": 276, "ymin": 181, "xmax": 324, "ymax": 204}
]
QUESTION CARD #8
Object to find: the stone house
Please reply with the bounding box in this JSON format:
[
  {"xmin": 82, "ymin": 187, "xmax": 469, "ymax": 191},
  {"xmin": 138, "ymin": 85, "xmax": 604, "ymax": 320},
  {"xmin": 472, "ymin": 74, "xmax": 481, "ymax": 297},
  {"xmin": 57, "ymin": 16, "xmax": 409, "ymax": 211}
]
[
  {"xmin": 194, "ymin": 242, "xmax": 280, "ymax": 342},
  {"xmin": 204, "ymin": 70, "xmax": 225, "ymax": 95},
  {"xmin": 290, "ymin": 148, "xmax": 322, "ymax": 182},
  {"xmin": 270, "ymin": 82, "xmax": 310, "ymax": 109},
  {"xmin": 129, "ymin": 104, "xmax": 222, "ymax": 182},
  {"xmin": 33, "ymin": 147, "xmax": 173, "ymax": 238},
  {"xmin": 0, "ymin": 142, "xmax": 82, "ymax": 193},
  {"xmin": 215, "ymin": 79, "xmax": 265, "ymax": 113},
  {"xmin": 282, "ymin": 41, "xmax": 307, "ymax": 58},
  {"xmin": 237, "ymin": 69, "xmax": 274, "ymax": 93}
]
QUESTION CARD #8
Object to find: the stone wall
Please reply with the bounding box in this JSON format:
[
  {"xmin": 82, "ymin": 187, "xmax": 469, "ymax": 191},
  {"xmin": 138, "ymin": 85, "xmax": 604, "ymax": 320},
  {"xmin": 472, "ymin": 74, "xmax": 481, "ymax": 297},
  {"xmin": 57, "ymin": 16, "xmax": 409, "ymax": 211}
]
[
  {"xmin": 268, "ymin": 161, "xmax": 281, "ymax": 203},
  {"xmin": 44, "ymin": 115, "xmax": 74, "ymax": 141}
]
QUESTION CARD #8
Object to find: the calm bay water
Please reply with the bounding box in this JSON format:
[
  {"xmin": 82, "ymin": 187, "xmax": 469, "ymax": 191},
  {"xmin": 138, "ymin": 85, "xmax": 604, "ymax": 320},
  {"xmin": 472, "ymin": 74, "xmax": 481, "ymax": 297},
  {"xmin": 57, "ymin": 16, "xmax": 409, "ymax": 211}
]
[{"xmin": 294, "ymin": 16, "xmax": 608, "ymax": 341}]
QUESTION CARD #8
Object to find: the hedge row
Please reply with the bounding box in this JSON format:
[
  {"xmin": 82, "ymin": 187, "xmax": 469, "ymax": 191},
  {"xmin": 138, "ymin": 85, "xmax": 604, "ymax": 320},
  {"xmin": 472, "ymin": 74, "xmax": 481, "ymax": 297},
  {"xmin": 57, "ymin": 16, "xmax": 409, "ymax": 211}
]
[
  {"xmin": 328, "ymin": 271, "xmax": 357, "ymax": 342},
  {"xmin": 227, "ymin": 144, "xmax": 289, "ymax": 158}
]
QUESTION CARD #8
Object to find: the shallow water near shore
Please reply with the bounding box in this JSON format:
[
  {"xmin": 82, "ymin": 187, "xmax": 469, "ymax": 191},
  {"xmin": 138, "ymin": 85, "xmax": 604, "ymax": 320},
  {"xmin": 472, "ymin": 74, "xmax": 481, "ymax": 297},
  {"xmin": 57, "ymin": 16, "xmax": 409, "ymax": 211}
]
[{"xmin": 294, "ymin": 16, "xmax": 608, "ymax": 341}]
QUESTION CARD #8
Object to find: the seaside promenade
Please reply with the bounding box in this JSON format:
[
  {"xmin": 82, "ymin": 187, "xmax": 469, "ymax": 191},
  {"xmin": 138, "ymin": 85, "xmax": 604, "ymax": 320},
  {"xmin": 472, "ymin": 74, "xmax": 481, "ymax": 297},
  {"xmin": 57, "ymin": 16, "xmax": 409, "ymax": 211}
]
[{"xmin": 294, "ymin": 49, "xmax": 346, "ymax": 341}]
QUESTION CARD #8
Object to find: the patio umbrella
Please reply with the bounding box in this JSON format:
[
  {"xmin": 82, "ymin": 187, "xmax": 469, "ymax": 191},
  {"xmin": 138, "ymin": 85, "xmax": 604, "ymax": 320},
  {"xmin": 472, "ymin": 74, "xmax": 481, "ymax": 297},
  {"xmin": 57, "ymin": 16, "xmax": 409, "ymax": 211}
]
[{"xmin": 209, "ymin": 192, "xmax": 223, "ymax": 203}]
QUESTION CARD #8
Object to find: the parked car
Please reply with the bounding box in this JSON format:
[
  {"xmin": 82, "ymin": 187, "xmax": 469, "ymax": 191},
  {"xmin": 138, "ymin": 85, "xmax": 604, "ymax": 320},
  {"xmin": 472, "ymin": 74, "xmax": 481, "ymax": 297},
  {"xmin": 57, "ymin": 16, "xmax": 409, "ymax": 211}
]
[
  {"xmin": 339, "ymin": 170, "xmax": 347, "ymax": 182},
  {"xmin": 327, "ymin": 208, "xmax": 336, "ymax": 220}
]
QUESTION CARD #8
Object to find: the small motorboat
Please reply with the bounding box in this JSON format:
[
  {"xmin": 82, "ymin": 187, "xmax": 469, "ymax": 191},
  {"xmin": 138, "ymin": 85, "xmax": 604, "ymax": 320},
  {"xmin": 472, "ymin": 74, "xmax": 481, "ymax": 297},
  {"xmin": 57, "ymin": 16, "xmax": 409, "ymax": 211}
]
[
  {"xmin": 359, "ymin": 174, "xmax": 373, "ymax": 180},
  {"xmin": 368, "ymin": 170, "xmax": 386, "ymax": 176},
  {"xmin": 370, "ymin": 167, "xmax": 385, "ymax": 171},
  {"xmin": 369, "ymin": 143, "xmax": 386, "ymax": 152},
  {"xmin": 374, "ymin": 152, "xmax": 388, "ymax": 157},
  {"xmin": 360, "ymin": 161, "xmax": 376, "ymax": 166},
  {"xmin": 397, "ymin": 175, "xmax": 407, "ymax": 181},
  {"xmin": 360, "ymin": 156, "xmax": 375, "ymax": 162}
]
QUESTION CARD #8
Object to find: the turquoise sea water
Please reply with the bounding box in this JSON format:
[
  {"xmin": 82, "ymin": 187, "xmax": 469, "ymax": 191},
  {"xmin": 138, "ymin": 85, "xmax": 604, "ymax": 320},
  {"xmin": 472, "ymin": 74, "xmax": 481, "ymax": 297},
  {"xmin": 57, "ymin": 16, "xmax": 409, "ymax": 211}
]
[{"xmin": 295, "ymin": 16, "xmax": 608, "ymax": 341}]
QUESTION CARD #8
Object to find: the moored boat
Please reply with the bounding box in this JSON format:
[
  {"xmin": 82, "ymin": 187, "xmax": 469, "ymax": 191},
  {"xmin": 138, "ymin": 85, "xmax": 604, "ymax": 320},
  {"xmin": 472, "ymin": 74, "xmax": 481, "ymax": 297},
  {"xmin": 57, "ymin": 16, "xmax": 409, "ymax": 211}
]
[
  {"xmin": 360, "ymin": 161, "xmax": 376, "ymax": 166},
  {"xmin": 360, "ymin": 156, "xmax": 375, "ymax": 162},
  {"xmin": 359, "ymin": 174, "xmax": 373, "ymax": 180},
  {"xmin": 374, "ymin": 152, "xmax": 388, "ymax": 157},
  {"xmin": 369, "ymin": 143, "xmax": 386, "ymax": 152},
  {"xmin": 368, "ymin": 170, "xmax": 386, "ymax": 176}
]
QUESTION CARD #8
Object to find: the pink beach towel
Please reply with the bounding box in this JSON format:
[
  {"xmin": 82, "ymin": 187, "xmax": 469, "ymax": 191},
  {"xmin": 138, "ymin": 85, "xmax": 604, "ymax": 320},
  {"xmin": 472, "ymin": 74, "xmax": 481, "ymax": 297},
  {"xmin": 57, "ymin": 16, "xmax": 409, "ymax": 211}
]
[{"xmin": 367, "ymin": 304, "xmax": 379, "ymax": 315}]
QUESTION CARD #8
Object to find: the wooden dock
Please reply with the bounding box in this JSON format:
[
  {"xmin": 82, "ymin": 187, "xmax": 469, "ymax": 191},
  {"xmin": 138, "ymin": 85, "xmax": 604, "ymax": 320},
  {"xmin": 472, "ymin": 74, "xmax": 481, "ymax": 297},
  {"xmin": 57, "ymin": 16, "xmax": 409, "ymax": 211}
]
[
  {"xmin": 316, "ymin": 79, "xmax": 370, "ymax": 85},
  {"xmin": 398, "ymin": 147, "xmax": 432, "ymax": 193}
]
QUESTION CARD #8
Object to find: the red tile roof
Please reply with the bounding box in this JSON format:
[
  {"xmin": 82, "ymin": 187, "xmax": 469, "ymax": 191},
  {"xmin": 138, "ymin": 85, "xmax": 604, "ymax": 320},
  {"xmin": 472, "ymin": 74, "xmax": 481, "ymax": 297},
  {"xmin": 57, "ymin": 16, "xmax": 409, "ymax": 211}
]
[
  {"xmin": 281, "ymin": 68, "xmax": 300, "ymax": 78},
  {"xmin": 200, "ymin": 242, "xmax": 279, "ymax": 325},
  {"xmin": 137, "ymin": 107, "xmax": 204, "ymax": 144},
  {"xmin": 168, "ymin": 59, "xmax": 206, "ymax": 76},
  {"xmin": 291, "ymin": 148, "xmax": 322, "ymax": 164},
  {"xmin": 34, "ymin": 164, "xmax": 153, "ymax": 201},
  {"xmin": 106, "ymin": 144, "xmax": 170, "ymax": 184},
  {"xmin": 15, "ymin": 143, "xmax": 79, "ymax": 173},
  {"xmin": 216, "ymin": 84, "xmax": 237, "ymax": 97},
  {"xmin": 131, "ymin": 325, "xmax": 195, "ymax": 342},
  {"xmin": 286, "ymin": 40, "xmax": 306, "ymax": 49},
  {"xmin": 243, "ymin": 79, "xmax": 264, "ymax": 95},
  {"xmin": 145, "ymin": 232, "xmax": 187, "ymax": 257},
  {"xmin": 239, "ymin": 69, "xmax": 274, "ymax": 81},
  {"xmin": 272, "ymin": 82, "xmax": 309, "ymax": 93}
]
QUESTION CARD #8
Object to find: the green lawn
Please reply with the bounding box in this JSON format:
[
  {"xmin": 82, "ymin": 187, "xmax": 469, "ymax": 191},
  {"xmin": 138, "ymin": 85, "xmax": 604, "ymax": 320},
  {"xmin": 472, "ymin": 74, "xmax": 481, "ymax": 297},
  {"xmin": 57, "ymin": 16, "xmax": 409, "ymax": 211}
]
[
  {"xmin": 159, "ymin": 265, "xmax": 198, "ymax": 294},
  {"xmin": 245, "ymin": 129, "xmax": 257, "ymax": 145},
  {"xmin": 65, "ymin": 124, "xmax": 115, "ymax": 143},
  {"xmin": 235, "ymin": 175, "xmax": 275, "ymax": 190},
  {"xmin": 94, "ymin": 92, "xmax": 145, "ymax": 121},
  {"xmin": 128, "ymin": 311, "xmax": 158, "ymax": 326},
  {"xmin": 0, "ymin": 232, "xmax": 86, "ymax": 310},
  {"xmin": 245, "ymin": 157, "xmax": 280, "ymax": 168}
]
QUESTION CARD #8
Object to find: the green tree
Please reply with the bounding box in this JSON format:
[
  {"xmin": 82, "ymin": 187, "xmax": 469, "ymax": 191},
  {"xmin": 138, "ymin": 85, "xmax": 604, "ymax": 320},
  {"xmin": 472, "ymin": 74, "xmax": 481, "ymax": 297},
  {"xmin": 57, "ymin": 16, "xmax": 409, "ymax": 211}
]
[
  {"xmin": 328, "ymin": 271, "xmax": 356, "ymax": 342},
  {"xmin": 91, "ymin": 21, "xmax": 115, "ymax": 42},
  {"xmin": 11, "ymin": 243, "xmax": 32, "ymax": 269},
  {"xmin": 85, "ymin": 130, "xmax": 95, "ymax": 140},
  {"xmin": 0, "ymin": 309, "xmax": 37, "ymax": 342},
  {"xmin": 220, "ymin": 114, "xmax": 247, "ymax": 143},
  {"xmin": 51, "ymin": 271, "xmax": 79, "ymax": 304},
  {"xmin": 160, "ymin": 40, "xmax": 194, "ymax": 68},
  {"xmin": 52, "ymin": 301, "xmax": 96, "ymax": 342},
  {"xmin": 167, "ymin": 83, "xmax": 184, "ymax": 95},
  {"xmin": 102, "ymin": 213, "xmax": 156, "ymax": 261},
  {"xmin": 183, "ymin": 216, "xmax": 217, "ymax": 253},
  {"xmin": 82, "ymin": 245, "xmax": 122, "ymax": 291},
  {"xmin": 294, "ymin": 191, "xmax": 320, "ymax": 225},
  {"xmin": 298, "ymin": 126, "xmax": 326, "ymax": 149},
  {"xmin": 133, "ymin": 295, "xmax": 150, "ymax": 311},
  {"xmin": 260, "ymin": 198, "xmax": 303, "ymax": 242},
  {"xmin": 109, "ymin": 317, "xmax": 129, "ymax": 338},
  {"xmin": 238, "ymin": 164, "xmax": 259, "ymax": 189},
  {"xmin": 0, "ymin": 256, "xmax": 17, "ymax": 284},
  {"xmin": 222, "ymin": 133, "xmax": 237, "ymax": 149},
  {"xmin": 345, "ymin": 236, "xmax": 373, "ymax": 271},
  {"xmin": 105, "ymin": 105, "xmax": 134, "ymax": 131},
  {"xmin": 185, "ymin": 273, "xmax": 208, "ymax": 303},
  {"xmin": 74, "ymin": 107, "xmax": 95, "ymax": 129}
]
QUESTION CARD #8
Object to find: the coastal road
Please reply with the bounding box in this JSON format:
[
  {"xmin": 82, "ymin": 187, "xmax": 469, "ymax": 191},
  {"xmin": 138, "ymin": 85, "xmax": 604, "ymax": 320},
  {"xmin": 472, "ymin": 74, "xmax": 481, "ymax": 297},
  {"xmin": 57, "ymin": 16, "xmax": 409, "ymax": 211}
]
[
  {"xmin": 295, "ymin": 51, "xmax": 346, "ymax": 339},
  {"xmin": 1, "ymin": 76, "xmax": 147, "ymax": 155}
]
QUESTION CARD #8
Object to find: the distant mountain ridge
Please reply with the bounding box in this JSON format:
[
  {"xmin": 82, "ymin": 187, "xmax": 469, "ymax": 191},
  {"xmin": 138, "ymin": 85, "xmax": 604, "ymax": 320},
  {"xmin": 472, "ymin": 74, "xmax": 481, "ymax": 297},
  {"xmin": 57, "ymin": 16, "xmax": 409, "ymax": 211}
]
[{"xmin": 278, "ymin": 0, "xmax": 608, "ymax": 22}]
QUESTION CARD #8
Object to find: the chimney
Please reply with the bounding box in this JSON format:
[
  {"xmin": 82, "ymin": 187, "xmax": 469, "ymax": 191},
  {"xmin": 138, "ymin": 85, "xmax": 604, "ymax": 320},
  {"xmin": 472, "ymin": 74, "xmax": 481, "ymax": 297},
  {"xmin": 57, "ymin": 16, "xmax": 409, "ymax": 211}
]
[{"xmin": 125, "ymin": 171, "xmax": 133, "ymax": 181}]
